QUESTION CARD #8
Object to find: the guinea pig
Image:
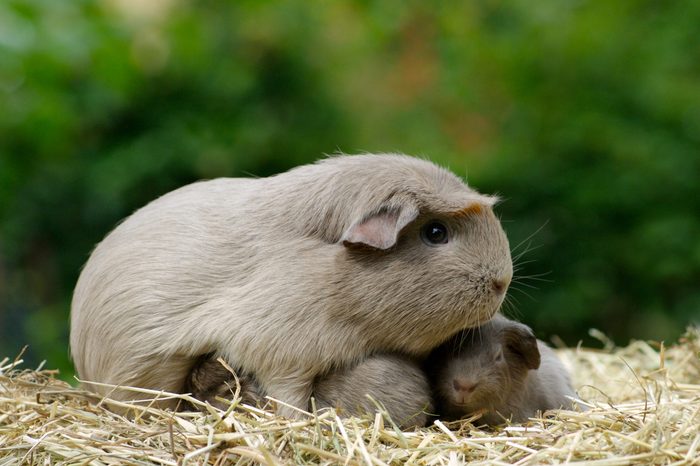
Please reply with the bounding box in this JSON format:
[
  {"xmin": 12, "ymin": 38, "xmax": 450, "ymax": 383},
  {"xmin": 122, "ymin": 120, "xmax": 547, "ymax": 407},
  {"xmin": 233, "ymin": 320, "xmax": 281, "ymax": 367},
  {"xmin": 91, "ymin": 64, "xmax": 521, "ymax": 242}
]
[
  {"xmin": 427, "ymin": 314, "xmax": 576, "ymax": 425},
  {"xmin": 70, "ymin": 153, "xmax": 512, "ymax": 418},
  {"xmin": 186, "ymin": 353, "xmax": 433, "ymax": 428}
]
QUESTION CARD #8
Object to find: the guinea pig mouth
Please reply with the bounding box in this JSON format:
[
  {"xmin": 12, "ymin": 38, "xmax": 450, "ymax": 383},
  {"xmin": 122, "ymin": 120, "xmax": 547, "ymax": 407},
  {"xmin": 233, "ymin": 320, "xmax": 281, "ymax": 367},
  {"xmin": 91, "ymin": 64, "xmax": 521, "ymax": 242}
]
[
  {"xmin": 451, "ymin": 392, "xmax": 491, "ymax": 409},
  {"xmin": 450, "ymin": 396, "xmax": 482, "ymax": 409},
  {"xmin": 451, "ymin": 401, "xmax": 474, "ymax": 408}
]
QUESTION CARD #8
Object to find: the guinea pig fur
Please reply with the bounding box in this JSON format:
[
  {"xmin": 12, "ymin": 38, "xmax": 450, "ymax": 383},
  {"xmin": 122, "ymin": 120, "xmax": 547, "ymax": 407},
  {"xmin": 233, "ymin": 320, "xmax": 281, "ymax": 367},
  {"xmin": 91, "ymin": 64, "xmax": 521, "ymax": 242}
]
[
  {"xmin": 70, "ymin": 153, "xmax": 512, "ymax": 417},
  {"xmin": 313, "ymin": 353, "xmax": 433, "ymax": 428},
  {"xmin": 428, "ymin": 314, "xmax": 576, "ymax": 425},
  {"xmin": 186, "ymin": 353, "xmax": 433, "ymax": 429}
]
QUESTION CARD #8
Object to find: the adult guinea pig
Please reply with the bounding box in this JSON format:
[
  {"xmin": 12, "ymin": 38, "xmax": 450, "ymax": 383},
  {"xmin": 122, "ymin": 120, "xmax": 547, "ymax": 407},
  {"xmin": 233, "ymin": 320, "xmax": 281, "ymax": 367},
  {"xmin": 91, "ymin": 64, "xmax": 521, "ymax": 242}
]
[
  {"xmin": 70, "ymin": 153, "xmax": 512, "ymax": 417},
  {"xmin": 428, "ymin": 314, "xmax": 576, "ymax": 425},
  {"xmin": 186, "ymin": 353, "xmax": 433, "ymax": 429}
]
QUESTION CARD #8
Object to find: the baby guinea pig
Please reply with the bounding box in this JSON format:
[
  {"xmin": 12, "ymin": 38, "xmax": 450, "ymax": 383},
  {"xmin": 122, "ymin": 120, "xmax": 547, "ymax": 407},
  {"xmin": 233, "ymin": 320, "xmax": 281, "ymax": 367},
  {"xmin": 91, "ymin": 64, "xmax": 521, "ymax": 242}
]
[
  {"xmin": 185, "ymin": 353, "xmax": 433, "ymax": 429},
  {"xmin": 184, "ymin": 354, "xmax": 263, "ymax": 410},
  {"xmin": 427, "ymin": 314, "xmax": 576, "ymax": 425},
  {"xmin": 70, "ymin": 153, "xmax": 512, "ymax": 418}
]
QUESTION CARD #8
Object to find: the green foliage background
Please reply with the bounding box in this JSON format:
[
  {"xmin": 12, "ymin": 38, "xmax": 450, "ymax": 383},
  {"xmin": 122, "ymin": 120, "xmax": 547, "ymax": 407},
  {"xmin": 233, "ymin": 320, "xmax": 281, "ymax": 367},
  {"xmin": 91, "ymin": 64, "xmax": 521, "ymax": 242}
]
[{"xmin": 1, "ymin": 0, "xmax": 698, "ymax": 380}]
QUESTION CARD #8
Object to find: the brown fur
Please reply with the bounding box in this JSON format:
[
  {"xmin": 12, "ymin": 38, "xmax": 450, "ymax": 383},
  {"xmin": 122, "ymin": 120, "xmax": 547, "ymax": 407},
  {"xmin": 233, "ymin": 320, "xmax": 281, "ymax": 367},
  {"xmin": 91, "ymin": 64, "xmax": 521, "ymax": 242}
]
[
  {"xmin": 183, "ymin": 355, "xmax": 263, "ymax": 410},
  {"xmin": 70, "ymin": 154, "xmax": 512, "ymax": 417}
]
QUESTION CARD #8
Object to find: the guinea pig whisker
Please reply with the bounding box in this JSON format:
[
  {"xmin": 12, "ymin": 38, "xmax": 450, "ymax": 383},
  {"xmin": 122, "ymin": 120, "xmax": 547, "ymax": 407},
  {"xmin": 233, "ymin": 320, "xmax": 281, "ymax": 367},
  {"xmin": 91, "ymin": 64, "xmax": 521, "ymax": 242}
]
[
  {"xmin": 512, "ymin": 278, "xmax": 552, "ymax": 287},
  {"xmin": 514, "ymin": 270, "xmax": 552, "ymax": 279},
  {"xmin": 502, "ymin": 293, "xmax": 516, "ymax": 307},
  {"xmin": 459, "ymin": 331, "xmax": 469, "ymax": 356},
  {"xmin": 501, "ymin": 301, "xmax": 523, "ymax": 322},
  {"xmin": 510, "ymin": 281, "xmax": 539, "ymax": 291},
  {"xmin": 508, "ymin": 286, "xmax": 538, "ymax": 302},
  {"xmin": 499, "ymin": 300, "xmax": 513, "ymax": 318},
  {"xmin": 475, "ymin": 322, "xmax": 484, "ymax": 344},
  {"xmin": 512, "ymin": 259, "xmax": 538, "ymax": 271},
  {"xmin": 503, "ymin": 293, "xmax": 518, "ymax": 309},
  {"xmin": 477, "ymin": 312, "xmax": 489, "ymax": 342},
  {"xmin": 512, "ymin": 268, "xmax": 551, "ymax": 282},
  {"xmin": 512, "ymin": 242, "xmax": 544, "ymax": 263},
  {"xmin": 502, "ymin": 294, "xmax": 523, "ymax": 317},
  {"xmin": 509, "ymin": 281, "xmax": 539, "ymax": 290},
  {"xmin": 454, "ymin": 329, "xmax": 472, "ymax": 357},
  {"xmin": 509, "ymin": 220, "xmax": 549, "ymax": 255}
]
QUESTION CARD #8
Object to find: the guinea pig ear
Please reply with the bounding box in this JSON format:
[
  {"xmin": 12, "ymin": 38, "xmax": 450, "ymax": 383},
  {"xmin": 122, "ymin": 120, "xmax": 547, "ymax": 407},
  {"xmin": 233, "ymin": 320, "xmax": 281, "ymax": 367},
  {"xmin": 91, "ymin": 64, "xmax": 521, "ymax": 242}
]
[
  {"xmin": 341, "ymin": 202, "xmax": 419, "ymax": 250},
  {"xmin": 502, "ymin": 324, "xmax": 541, "ymax": 370}
]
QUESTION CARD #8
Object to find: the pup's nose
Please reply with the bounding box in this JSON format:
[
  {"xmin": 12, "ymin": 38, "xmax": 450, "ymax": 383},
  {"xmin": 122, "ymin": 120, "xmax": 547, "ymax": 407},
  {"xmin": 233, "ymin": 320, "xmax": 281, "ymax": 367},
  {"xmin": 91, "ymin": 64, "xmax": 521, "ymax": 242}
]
[
  {"xmin": 491, "ymin": 277, "xmax": 509, "ymax": 295},
  {"xmin": 453, "ymin": 378, "xmax": 478, "ymax": 394}
]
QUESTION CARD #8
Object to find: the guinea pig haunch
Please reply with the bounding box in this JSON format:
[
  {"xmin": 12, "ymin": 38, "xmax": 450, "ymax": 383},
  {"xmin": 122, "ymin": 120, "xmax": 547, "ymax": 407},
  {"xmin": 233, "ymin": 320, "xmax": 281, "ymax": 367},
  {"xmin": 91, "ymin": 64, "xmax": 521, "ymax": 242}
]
[
  {"xmin": 70, "ymin": 153, "xmax": 512, "ymax": 417},
  {"xmin": 427, "ymin": 314, "xmax": 576, "ymax": 425}
]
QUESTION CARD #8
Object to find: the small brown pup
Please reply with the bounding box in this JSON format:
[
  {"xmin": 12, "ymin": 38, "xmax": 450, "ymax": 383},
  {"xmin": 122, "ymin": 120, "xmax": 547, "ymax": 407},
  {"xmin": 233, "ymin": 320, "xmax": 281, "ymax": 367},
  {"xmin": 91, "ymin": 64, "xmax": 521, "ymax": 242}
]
[
  {"xmin": 184, "ymin": 355, "xmax": 263, "ymax": 409},
  {"xmin": 427, "ymin": 315, "xmax": 576, "ymax": 425},
  {"xmin": 186, "ymin": 354, "xmax": 433, "ymax": 429}
]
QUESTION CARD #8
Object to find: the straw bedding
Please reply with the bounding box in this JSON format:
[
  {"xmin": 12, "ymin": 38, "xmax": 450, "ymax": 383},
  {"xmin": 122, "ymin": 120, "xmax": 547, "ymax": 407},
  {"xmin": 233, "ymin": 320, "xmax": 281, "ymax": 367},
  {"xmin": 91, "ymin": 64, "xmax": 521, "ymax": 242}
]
[{"xmin": 1, "ymin": 328, "xmax": 698, "ymax": 465}]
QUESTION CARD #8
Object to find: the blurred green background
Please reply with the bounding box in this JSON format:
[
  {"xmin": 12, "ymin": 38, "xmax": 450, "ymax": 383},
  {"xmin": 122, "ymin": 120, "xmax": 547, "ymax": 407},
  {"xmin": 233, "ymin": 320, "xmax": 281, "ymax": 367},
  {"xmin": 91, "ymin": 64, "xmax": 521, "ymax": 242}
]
[{"xmin": 1, "ymin": 0, "xmax": 698, "ymax": 380}]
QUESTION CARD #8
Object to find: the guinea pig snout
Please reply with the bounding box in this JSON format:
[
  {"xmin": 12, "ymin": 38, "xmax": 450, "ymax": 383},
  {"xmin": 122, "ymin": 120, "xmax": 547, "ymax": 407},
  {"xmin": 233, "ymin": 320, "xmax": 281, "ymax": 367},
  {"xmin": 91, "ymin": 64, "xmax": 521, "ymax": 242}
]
[
  {"xmin": 491, "ymin": 277, "xmax": 509, "ymax": 295},
  {"xmin": 473, "ymin": 264, "xmax": 512, "ymax": 298},
  {"xmin": 453, "ymin": 377, "xmax": 478, "ymax": 402}
]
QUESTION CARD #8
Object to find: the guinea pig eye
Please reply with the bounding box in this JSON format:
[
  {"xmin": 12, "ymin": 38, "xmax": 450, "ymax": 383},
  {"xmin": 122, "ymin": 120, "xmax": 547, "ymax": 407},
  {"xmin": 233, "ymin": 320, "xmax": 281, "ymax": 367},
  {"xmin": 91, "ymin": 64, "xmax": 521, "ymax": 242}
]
[
  {"xmin": 493, "ymin": 348, "xmax": 504, "ymax": 362},
  {"xmin": 421, "ymin": 221, "xmax": 449, "ymax": 245}
]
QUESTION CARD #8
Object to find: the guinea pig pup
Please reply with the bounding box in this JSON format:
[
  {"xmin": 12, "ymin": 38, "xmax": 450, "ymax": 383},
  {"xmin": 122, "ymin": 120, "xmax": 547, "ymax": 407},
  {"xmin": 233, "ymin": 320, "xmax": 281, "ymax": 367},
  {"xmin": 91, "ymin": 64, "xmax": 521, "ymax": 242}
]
[
  {"xmin": 186, "ymin": 354, "xmax": 433, "ymax": 429},
  {"xmin": 185, "ymin": 355, "xmax": 263, "ymax": 410},
  {"xmin": 429, "ymin": 314, "xmax": 576, "ymax": 425},
  {"xmin": 70, "ymin": 154, "xmax": 512, "ymax": 417}
]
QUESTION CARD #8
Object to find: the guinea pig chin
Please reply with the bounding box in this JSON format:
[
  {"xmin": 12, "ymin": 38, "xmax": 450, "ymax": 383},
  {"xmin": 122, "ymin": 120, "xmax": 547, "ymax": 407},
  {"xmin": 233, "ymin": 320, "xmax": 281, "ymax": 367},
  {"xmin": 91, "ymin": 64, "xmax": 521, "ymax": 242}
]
[{"xmin": 464, "ymin": 296, "xmax": 505, "ymax": 328}]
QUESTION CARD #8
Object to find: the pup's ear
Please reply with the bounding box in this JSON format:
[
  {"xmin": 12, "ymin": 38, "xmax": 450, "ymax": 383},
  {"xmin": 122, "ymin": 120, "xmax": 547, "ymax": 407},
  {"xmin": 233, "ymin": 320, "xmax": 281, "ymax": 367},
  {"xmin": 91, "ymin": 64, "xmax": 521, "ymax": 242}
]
[
  {"xmin": 502, "ymin": 323, "xmax": 541, "ymax": 370},
  {"xmin": 341, "ymin": 202, "xmax": 419, "ymax": 250}
]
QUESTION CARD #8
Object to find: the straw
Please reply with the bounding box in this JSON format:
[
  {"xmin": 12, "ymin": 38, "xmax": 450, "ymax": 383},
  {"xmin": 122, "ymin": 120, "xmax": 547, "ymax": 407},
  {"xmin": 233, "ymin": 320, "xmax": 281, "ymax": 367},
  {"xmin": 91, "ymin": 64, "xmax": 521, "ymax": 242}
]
[{"xmin": 1, "ymin": 327, "xmax": 698, "ymax": 465}]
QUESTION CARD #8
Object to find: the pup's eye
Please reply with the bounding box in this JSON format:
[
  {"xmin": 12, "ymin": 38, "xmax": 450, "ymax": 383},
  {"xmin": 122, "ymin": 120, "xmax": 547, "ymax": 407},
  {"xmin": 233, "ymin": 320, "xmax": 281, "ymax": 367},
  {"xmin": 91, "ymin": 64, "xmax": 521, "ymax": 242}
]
[
  {"xmin": 493, "ymin": 349, "xmax": 504, "ymax": 362},
  {"xmin": 421, "ymin": 221, "xmax": 449, "ymax": 245}
]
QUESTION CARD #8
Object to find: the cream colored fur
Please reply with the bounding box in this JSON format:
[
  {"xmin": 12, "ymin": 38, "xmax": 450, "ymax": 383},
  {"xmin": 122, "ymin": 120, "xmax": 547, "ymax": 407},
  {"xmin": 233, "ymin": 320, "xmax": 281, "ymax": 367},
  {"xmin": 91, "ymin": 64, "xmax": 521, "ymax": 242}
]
[{"xmin": 70, "ymin": 154, "xmax": 512, "ymax": 417}]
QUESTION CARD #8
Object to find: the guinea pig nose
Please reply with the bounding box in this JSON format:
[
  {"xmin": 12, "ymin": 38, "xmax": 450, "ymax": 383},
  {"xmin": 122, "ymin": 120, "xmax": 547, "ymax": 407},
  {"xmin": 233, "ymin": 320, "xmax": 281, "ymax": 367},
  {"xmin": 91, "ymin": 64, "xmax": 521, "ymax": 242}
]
[
  {"xmin": 491, "ymin": 277, "xmax": 509, "ymax": 295},
  {"xmin": 453, "ymin": 378, "xmax": 478, "ymax": 394}
]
